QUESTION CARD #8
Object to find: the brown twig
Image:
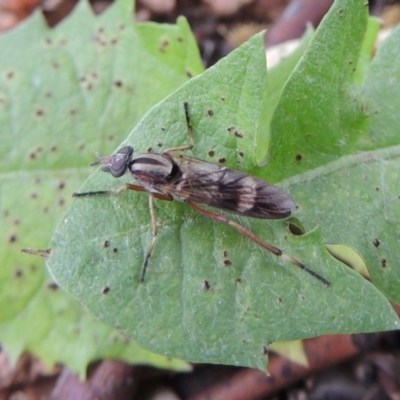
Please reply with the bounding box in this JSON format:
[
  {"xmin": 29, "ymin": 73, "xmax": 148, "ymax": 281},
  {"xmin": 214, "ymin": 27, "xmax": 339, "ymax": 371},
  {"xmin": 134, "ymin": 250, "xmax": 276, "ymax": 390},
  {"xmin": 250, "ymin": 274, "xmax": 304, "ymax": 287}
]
[{"xmin": 189, "ymin": 334, "xmax": 381, "ymax": 400}]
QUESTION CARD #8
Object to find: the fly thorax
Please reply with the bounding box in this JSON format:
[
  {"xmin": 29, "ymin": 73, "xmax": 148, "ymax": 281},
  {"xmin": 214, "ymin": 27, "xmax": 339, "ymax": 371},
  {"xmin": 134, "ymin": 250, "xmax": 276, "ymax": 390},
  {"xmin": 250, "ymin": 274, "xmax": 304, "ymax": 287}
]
[{"xmin": 129, "ymin": 153, "xmax": 179, "ymax": 187}]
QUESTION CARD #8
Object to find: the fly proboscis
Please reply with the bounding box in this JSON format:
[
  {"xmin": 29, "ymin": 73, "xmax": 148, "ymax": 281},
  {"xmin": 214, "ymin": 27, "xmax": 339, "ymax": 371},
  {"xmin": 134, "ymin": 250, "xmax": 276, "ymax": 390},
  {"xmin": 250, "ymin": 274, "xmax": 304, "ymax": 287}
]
[{"xmin": 73, "ymin": 102, "xmax": 330, "ymax": 286}]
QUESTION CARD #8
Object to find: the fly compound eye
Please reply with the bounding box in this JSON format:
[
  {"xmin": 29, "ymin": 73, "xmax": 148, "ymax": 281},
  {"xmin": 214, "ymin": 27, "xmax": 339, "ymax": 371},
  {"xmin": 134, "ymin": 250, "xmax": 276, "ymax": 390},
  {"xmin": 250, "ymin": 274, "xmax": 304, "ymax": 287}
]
[{"xmin": 108, "ymin": 146, "xmax": 133, "ymax": 178}]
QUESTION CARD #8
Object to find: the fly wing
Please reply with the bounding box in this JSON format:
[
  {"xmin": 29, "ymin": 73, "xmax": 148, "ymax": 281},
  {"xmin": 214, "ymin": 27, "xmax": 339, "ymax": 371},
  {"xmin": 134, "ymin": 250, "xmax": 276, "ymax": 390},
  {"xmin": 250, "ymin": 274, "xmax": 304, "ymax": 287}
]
[{"xmin": 164, "ymin": 154, "xmax": 297, "ymax": 219}]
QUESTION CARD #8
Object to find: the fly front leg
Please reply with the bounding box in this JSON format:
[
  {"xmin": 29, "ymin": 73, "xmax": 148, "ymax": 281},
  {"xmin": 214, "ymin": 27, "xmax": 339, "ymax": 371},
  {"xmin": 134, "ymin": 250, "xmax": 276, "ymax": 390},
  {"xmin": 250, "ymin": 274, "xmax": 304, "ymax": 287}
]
[
  {"xmin": 73, "ymin": 183, "xmax": 173, "ymax": 202},
  {"xmin": 73, "ymin": 183, "xmax": 148, "ymax": 197}
]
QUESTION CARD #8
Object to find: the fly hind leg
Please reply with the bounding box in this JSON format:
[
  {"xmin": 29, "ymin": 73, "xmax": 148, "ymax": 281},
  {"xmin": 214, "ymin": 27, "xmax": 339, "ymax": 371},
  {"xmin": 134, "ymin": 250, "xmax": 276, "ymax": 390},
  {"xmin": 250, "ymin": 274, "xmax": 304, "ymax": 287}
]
[{"xmin": 187, "ymin": 201, "xmax": 330, "ymax": 286}]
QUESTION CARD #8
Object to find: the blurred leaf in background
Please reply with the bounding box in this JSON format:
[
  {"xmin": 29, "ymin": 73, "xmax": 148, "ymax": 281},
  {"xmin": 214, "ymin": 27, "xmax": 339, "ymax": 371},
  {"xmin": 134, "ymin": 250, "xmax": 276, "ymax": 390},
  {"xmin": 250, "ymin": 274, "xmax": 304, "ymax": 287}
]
[{"xmin": 0, "ymin": 0, "xmax": 203, "ymax": 377}]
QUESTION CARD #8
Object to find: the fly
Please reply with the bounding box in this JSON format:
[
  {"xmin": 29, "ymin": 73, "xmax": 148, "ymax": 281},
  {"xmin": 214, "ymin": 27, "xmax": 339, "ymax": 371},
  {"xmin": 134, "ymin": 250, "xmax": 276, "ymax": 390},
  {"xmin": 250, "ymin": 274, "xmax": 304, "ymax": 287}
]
[{"xmin": 73, "ymin": 102, "xmax": 330, "ymax": 286}]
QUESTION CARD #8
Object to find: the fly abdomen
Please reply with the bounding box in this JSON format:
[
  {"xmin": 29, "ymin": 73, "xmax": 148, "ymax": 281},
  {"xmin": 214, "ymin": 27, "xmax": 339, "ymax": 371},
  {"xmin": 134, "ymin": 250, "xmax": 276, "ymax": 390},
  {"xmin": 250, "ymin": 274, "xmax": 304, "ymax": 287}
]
[{"xmin": 208, "ymin": 170, "xmax": 296, "ymax": 219}]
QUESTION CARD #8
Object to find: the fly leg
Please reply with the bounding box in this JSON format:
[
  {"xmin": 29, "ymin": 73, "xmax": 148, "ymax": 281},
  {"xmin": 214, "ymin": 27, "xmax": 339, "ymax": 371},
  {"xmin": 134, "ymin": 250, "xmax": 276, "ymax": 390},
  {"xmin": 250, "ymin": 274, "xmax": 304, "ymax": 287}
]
[
  {"xmin": 139, "ymin": 195, "xmax": 158, "ymax": 282},
  {"xmin": 164, "ymin": 102, "xmax": 195, "ymax": 153},
  {"xmin": 73, "ymin": 184, "xmax": 172, "ymax": 202},
  {"xmin": 187, "ymin": 201, "xmax": 330, "ymax": 286},
  {"xmin": 73, "ymin": 185, "xmax": 173, "ymax": 282}
]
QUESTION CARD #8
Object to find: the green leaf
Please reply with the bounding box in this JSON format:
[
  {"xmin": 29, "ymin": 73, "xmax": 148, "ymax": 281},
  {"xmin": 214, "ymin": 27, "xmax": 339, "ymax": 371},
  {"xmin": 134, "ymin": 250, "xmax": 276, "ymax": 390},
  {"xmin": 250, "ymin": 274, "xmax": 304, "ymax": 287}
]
[
  {"xmin": 48, "ymin": 0, "xmax": 399, "ymax": 371},
  {"xmin": 0, "ymin": 0, "xmax": 200, "ymax": 376},
  {"xmin": 256, "ymin": 25, "xmax": 315, "ymax": 164}
]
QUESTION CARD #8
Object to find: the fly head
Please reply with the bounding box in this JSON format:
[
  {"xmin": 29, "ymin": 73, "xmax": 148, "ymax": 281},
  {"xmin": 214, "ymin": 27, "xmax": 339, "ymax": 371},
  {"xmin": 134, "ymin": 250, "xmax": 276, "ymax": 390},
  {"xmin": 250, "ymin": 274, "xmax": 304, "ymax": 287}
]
[{"xmin": 91, "ymin": 146, "xmax": 134, "ymax": 178}]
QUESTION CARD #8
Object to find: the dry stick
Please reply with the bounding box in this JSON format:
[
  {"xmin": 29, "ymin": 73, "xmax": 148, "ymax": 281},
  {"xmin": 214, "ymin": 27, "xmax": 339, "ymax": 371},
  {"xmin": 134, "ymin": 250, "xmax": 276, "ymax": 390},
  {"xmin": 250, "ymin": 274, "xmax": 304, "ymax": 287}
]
[{"xmin": 188, "ymin": 333, "xmax": 382, "ymax": 400}]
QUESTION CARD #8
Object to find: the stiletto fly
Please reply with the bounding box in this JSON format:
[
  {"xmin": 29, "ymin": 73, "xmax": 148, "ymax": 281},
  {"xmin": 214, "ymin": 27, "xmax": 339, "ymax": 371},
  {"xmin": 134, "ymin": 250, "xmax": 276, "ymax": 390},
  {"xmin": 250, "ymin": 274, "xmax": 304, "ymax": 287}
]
[{"xmin": 73, "ymin": 102, "xmax": 330, "ymax": 286}]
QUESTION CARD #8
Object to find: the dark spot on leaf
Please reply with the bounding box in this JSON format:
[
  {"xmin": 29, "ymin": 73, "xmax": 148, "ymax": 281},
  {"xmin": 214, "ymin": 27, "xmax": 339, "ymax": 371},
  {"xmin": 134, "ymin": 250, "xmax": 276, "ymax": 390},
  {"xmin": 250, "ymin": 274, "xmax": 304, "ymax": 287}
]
[
  {"xmin": 6, "ymin": 71, "xmax": 14, "ymax": 80},
  {"xmin": 114, "ymin": 80, "xmax": 123, "ymax": 88},
  {"xmin": 113, "ymin": 248, "xmax": 118, "ymax": 253},
  {"xmin": 111, "ymin": 38, "xmax": 118, "ymax": 45},
  {"xmin": 207, "ymin": 109, "xmax": 214, "ymax": 116},
  {"xmin": 234, "ymin": 131, "xmax": 243, "ymax": 138},
  {"xmin": 238, "ymin": 151, "xmax": 244, "ymax": 158},
  {"xmin": 3, "ymin": 210, "xmax": 9, "ymax": 217},
  {"xmin": 31, "ymin": 192, "xmax": 38, "ymax": 199},
  {"xmin": 57, "ymin": 181, "xmax": 65, "ymax": 190},
  {"xmin": 47, "ymin": 282, "xmax": 58, "ymax": 290},
  {"xmin": 160, "ymin": 39, "xmax": 169, "ymax": 49},
  {"xmin": 9, "ymin": 234, "xmax": 17, "ymax": 243},
  {"xmin": 14, "ymin": 268, "xmax": 23, "ymax": 277},
  {"xmin": 13, "ymin": 219, "xmax": 20, "ymax": 225},
  {"xmin": 29, "ymin": 152, "xmax": 36, "ymax": 160},
  {"xmin": 219, "ymin": 157, "xmax": 226, "ymax": 163},
  {"xmin": 97, "ymin": 36, "xmax": 107, "ymax": 46},
  {"xmin": 278, "ymin": 297, "xmax": 282, "ymax": 303},
  {"xmin": 69, "ymin": 109, "xmax": 77, "ymax": 115},
  {"xmin": 157, "ymin": 142, "xmax": 163, "ymax": 147},
  {"xmin": 295, "ymin": 154, "xmax": 302, "ymax": 161},
  {"xmin": 177, "ymin": 37, "xmax": 183, "ymax": 42},
  {"xmin": 375, "ymin": 187, "xmax": 380, "ymax": 191},
  {"xmin": 107, "ymin": 135, "xmax": 114, "ymax": 141},
  {"xmin": 119, "ymin": 23, "xmax": 125, "ymax": 30},
  {"xmin": 223, "ymin": 251, "xmax": 228, "ymax": 257},
  {"xmin": 186, "ymin": 70, "xmax": 193, "ymax": 78},
  {"xmin": 58, "ymin": 198, "xmax": 65, "ymax": 206},
  {"xmin": 373, "ymin": 238, "xmax": 380, "ymax": 247},
  {"xmin": 102, "ymin": 286, "xmax": 110, "ymax": 294},
  {"xmin": 288, "ymin": 223, "xmax": 305, "ymax": 236},
  {"xmin": 103, "ymin": 240, "xmax": 110, "ymax": 248},
  {"xmin": 52, "ymin": 61, "xmax": 59, "ymax": 69},
  {"xmin": 227, "ymin": 126, "xmax": 234, "ymax": 132},
  {"xmin": 147, "ymin": 147, "xmax": 153, "ymax": 153},
  {"xmin": 236, "ymin": 278, "xmax": 242, "ymax": 283},
  {"xmin": 242, "ymin": 339, "xmax": 247, "ymax": 344},
  {"xmin": 97, "ymin": 27, "xmax": 105, "ymax": 33},
  {"xmin": 262, "ymin": 346, "xmax": 268, "ymax": 355},
  {"xmin": 43, "ymin": 207, "xmax": 49, "ymax": 214},
  {"xmin": 202, "ymin": 280, "xmax": 210, "ymax": 291},
  {"xmin": 45, "ymin": 38, "xmax": 52, "ymax": 45},
  {"xmin": 161, "ymin": 127, "xmax": 166, "ymax": 131},
  {"xmin": 60, "ymin": 39, "xmax": 68, "ymax": 46},
  {"xmin": 221, "ymin": 96, "xmax": 225, "ymax": 101},
  {"xmin": 381, "ymin": 259, "xmax": 387, "ymax": 267},
  {"xmin": 224, "ymin": 260, "xmax": 232, "ymax": 267},
  {"xmin": 50, "ymin": 145, "xmax": 57, "ymax": 152},
  {"xmin": 35, "ymin": 109, "xmax": 44, "ymax": 117},
  {"xmin": 208, "ymin": 150, "xmax": 215, "ymax": 157},
  {"xmin": 87, "ymin": 84, "xmax": 93, "ymax": 91}
]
